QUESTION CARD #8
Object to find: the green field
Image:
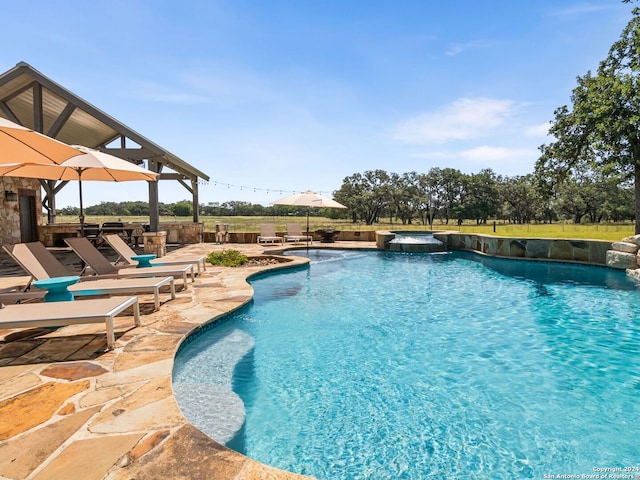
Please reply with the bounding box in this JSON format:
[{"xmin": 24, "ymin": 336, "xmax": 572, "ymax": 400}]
[{"xmin": 52, "ymin": 215, "xmax": 635, "ymax": 241}]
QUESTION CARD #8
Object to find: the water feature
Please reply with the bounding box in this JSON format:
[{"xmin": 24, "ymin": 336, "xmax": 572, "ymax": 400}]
[
  {"xmin": 387, "ymin": 230, "xmax": 445, "ymax": 252},
  {"xmin": 173, "ymin": 249, "xmax": 640, "ymax": 479}
]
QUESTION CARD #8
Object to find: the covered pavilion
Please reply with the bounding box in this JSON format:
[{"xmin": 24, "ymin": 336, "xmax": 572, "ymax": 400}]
[{"xmin": 0, "ymin": 61, "xmax": 209, "ymax": 244}]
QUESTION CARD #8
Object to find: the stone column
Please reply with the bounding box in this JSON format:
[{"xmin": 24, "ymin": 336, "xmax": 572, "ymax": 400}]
[
  {"xmin": 143, "ymin": 231, "xmax": 167, "ymax": 258},
  {"xmin": 606, "ymin": 241, "xmax": 639, "ymax": 270},
  {"xmin": 375, "ymin": 231, "xmax": 395, "ymax": 249}
]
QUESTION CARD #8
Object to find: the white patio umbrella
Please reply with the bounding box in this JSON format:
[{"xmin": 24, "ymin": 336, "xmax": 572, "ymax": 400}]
[
  {"xmin": 0, "ymin": 117, "xmax": 83, "ymax": 165},
  {"xmin": 0, "ymin": 145, "xmax": 158, "ymax": 236},
  {"xmin": 272, "ymin": 190, "xmax": 346, "ymax": 245}
]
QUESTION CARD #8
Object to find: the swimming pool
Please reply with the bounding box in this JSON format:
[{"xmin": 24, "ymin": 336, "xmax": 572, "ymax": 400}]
[{"xmin": 173, "ymin": 250, "xmax": 640, "ymax": 479}]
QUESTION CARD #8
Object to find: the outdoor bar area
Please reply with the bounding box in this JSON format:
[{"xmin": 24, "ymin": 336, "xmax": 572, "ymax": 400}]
[{"xmin": 38, "ymin": 222, "xmax": 204, "ymax": 248}]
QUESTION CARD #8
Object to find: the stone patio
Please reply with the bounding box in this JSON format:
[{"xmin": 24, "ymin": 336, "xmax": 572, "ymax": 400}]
[{"xmin": 0, "ymin": 240, "xmax": 375, "ymax": 480}]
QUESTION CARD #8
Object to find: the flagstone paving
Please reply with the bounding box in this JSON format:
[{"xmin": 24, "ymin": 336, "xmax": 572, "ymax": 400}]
[{"xmin": 0, "ymin": 241, "xmax": 373, "ymax": 480}]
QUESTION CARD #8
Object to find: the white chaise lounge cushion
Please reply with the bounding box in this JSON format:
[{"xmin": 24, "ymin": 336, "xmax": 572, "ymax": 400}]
[{"xmin": 0, "ymin": 296, "xmax": 140, "ymax": 349}]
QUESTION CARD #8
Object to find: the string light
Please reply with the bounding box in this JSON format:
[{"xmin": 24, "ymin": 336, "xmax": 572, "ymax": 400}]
[{"xmin": 206, "ymin": 181, "xmax": 335, "ymax": 196}]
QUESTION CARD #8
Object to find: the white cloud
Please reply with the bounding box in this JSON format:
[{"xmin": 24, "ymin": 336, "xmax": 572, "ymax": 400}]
[
  {"xmin": 392, "ymin": 98, "xmax": 516, "ymax": 144},
  {"xmin": 408, "ymin": 151, "xmax": 454, "ymax": 160},
  {"xmin": 404, "ymin": 145, "xmax": 539, "ymax": 176},
  {"xmin": 460, "ymin": 145, "xmax": 536, "ymax": 162},
  {"xmin": 445, "ymin": 40, "xmax": 496, "ymax": 56},
  {"xmin": 524, "ymin": 122, "xmax": 551, "ymax": 137},
  {"xmin": 125, "ymin": 63, "xmax": 279, "ymax": 108}
]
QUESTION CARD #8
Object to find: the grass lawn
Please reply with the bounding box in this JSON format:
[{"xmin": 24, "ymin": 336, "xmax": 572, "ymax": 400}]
[
  {"xmin": 452, "ymin": 222, "xmax": 634, "ymax": 241},
  {"xmin": 52, "ymin": 215, "xmax": 635, "ymax": 241}
]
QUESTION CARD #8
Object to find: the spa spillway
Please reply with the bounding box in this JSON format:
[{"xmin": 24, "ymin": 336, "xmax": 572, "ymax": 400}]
[{"xmin": 387, "ymin": 231, "xmax": 446, "ymax": 253}]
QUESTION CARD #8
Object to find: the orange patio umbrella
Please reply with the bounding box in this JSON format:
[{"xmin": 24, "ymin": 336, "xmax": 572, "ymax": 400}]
[
  {"xmin": 0, "ymin": 145, "xmax": 158, "ymax": 235},
  {"xmin": 0, "ymin": 117, "xmax": 82, "ymax": 165}
]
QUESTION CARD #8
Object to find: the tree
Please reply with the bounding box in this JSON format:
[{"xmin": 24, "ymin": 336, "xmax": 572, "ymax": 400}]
[
  {"xmin": 172, "ymin": 201, "xmax": 193, "ymax": 217},
  {"xmin": 499, "ymin": 175, "xmax": 540, "ymax": 224},
  {"xmin": 389, "ymin": 171, "xmax": 421, "ymax": 225},
  {"xmin": 419, "ymin": 170, "xmax": 442, "ymax": 228},
  {"xmin": 58, "ymin": 205, "xmax": 79, "ymax": 215},
  {"xmin": 462, "ymin": 169, "xmax": 500, "ymax": 224},
  {"xmin": 537, "ymin": 4, "xmax": 640, "ymax": 233},
  {"xmin": 600, "ymin": 179, "xmax": 635, "ymax": 221},
  {"xmin": 334, "ymin": 170, "xmax": 391, "ymax": 225},
  {"xmin": 555, "ymin": 174, "xmax": 596, "ymax": 224},
  {"xmin": 432, "ymin": 168, "xmax": 465, "ymax": 224}
]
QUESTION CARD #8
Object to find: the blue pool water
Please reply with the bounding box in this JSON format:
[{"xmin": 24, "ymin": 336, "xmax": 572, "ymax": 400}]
[{"xmin": 173, "ymin": 250, "xmax": 640, "ymax": 479}]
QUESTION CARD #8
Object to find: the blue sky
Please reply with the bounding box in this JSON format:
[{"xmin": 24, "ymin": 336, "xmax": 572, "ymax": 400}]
[{"xmin": 0, "ymin": 1, "xmax": 633, "ymax": 208}]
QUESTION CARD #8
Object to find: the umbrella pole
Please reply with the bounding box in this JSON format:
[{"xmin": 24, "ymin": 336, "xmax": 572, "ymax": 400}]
[
  {"xmin": 78, "ymin": 173, "xmax": 85, "ymax": 237},
  {"xmin": 306, "ymin": 207, "xmax": 310, "ymax": 248}
]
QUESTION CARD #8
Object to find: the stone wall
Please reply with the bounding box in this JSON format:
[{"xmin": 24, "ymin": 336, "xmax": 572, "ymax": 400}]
[
  {"xmin": 158, "ymin": 222, "xmax": 203, "ymax": 244},
  {"xmin": 38, "ymin": 222, "xmax": 204, "ymax": 247},
  {"xmin": 0, "ymin": 178, "xmax": 42, "ymax": 246},
  {"xmin": 442, "ymin": 232, "xmax": 611, "ymax": 265},
  {"xmin": 38, "ymin": 223, "xmax": 83, "ymax": 247},
  {"xmin": 204, "ymin": 230, "xmax": 377, "ymax": 244},
  {"xmin": 606, "ymin": 235, "xmax": 640, "ymax": 271},
  {"xmin": 338, "ymin": 230, "xmax": 376, "ymax": 242},
  {"xmin": 375, "ymin": 230, "xmax": 612, "ymax": 266}
]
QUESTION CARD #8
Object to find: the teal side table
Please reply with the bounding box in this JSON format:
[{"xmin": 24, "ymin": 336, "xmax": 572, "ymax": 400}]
[
  {"xmin": 131, "ymin": 254, "xmax": 157, "ymax": 268},
  {"xmin": 33, "ymin": 276, "xmax": 80, "ymax": 302}
]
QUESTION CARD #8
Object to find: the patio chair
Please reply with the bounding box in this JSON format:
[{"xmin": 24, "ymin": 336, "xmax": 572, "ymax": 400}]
[
  {"xmin": 3, "ymin": 242, "xmax": 176, "ymax": 310},
  {"xmin": 284, "ymin": 224, "xmax": 313, "ymax": 244},
  {"xmin": 0, "ymin": 296, "xmax": 140, "ymax": 350},
  {"xmin": 257, "ymin": 224, "xmax": 284, "ymax": 245},
  {"xmin": 100, "ymin": 221, "xmax": 125, "ymax": 236},
  {"xmin": 215, "ymin": 223, "xmax": 230, "ymax": 245},
  {"xmin": 102, "ymin": 234, "xmax": 206, "ymax": 274},
  {"xmin": 64, "ymin": 237, "xmax": 194, "ymax": 288},
  {"xmin": 80, "ymin": 223, "xmax": 102, "ymax": 246}
]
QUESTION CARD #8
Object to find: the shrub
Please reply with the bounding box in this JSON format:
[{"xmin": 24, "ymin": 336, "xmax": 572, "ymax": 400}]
[{"xmin": 206, "ymin": 249, "xmax": 248, "ymax": 267}]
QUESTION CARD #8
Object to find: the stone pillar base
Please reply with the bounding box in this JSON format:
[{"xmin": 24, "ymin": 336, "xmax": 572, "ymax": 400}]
[{"xmin": 143, "ymin": 231, "xmax": 167, "ymax": 258}]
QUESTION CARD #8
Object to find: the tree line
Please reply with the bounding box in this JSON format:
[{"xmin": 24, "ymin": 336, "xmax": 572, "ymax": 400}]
[
  {"xmin": 58, "ymin": 163, "xmax": 633, "ymax": 227},
  {"xmin": 57, "ymin": 199, "xmax": 347, "ymax": 219},
  {"xmin": 332, "ymin": 167, "xmax": 634, "ymax": 226},
  {"xmin": 58, "ymin": 201, "xmax": 196, "ymax": 217}
]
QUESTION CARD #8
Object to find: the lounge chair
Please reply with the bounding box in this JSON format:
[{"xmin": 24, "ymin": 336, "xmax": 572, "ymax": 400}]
[
  {"xmin": 0, "ymin": 296, "xmax": 140, "ymax": 349},
  {"xmin": 67, "ymin": 277, "xmax": 174, "ymax": 311},
  {"xmin": 64, "ymin": 237, "xmax": 194, "ymax": 288},
  {"xmin": 0, "ymin": 289, "xmax": 45, "ymax": 304},
  {"xmin": 102, "ymin": 234, "xmax": 206, "ymax": 274},
  {"xmin": 3, "ymin": 242, "xmax": 176, "ymax": 310},
  {"xmin": 257, "ymin": 224, "xmax": 283, "ymax": 245},
  {"xmin": 284, "ymin": 223, "xmax": 313, "ymax": 244}
]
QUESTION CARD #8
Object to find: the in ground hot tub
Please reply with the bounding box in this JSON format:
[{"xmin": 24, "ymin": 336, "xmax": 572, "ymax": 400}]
[{"xmin": 387, "ymin": 231, "xmax": 446, "ymax": 253}]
